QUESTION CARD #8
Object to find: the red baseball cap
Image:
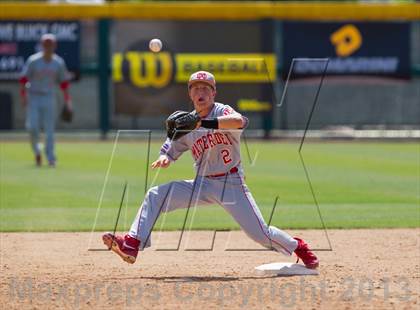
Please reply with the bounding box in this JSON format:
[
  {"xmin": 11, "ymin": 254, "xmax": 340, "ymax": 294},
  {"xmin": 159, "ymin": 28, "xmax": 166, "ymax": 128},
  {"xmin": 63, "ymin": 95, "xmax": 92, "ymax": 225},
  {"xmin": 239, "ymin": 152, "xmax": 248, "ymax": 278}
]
[{"xmin": 188, "ymin": 71, "xmax": 216, "ymax": 90}]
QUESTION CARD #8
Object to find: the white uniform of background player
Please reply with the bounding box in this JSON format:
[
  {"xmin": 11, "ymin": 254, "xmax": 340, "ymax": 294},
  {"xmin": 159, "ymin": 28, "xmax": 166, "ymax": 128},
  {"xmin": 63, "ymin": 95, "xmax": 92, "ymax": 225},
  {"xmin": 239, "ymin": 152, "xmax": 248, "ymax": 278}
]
[
  {"xmin": 103, "ymin": 71, "xmax": 319, "ymax": 269},
  {"xmin": 19, "ymin": 33, "xmax": 72, "ymax": 167}
]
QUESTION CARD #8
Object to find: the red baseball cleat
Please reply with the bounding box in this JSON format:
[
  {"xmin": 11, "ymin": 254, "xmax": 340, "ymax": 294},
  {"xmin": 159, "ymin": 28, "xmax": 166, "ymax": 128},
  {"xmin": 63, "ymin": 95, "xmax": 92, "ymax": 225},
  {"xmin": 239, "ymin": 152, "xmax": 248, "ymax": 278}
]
[
  {"xmin": 294, "ymin": 237, "xmax": 319, "ymax": 269},
  {"xmin": 102, "ymin": 233, "xmax": 140, "ymax": 264}
]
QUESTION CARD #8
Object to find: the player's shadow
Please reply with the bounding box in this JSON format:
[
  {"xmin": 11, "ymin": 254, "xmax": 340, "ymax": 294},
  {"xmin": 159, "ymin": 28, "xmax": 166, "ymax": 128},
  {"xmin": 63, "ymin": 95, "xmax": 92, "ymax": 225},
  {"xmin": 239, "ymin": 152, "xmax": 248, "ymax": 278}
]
[
  {"xmin": 144, "ymin": 276, "xmax": 239, "ymax": 282},
  {"xmin": 109, "ymin": 275, "xmax": 285, "ymax": 282}
]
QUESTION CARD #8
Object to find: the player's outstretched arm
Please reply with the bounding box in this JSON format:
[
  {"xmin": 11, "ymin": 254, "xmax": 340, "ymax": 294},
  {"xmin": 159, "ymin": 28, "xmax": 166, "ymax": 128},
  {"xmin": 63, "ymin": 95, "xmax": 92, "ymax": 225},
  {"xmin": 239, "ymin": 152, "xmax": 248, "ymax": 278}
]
[
  {"xmin": 199, "ymin": 113, "xmax": 247, "ymax": 130},
  {"xmin": 217, "ymin": 113, "xmax": 245, "ymax": 129},
  {"xmin": 151, "ymin": 154, "xmax": 171, "ymax": 169}
]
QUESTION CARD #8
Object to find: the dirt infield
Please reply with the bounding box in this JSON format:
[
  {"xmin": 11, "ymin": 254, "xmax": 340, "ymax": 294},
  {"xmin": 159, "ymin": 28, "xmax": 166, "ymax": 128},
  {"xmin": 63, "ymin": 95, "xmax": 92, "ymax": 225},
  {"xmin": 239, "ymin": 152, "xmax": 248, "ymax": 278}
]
[{"xmin": 1, "ymin": 229, "xmax": 419, "ymax": 309}]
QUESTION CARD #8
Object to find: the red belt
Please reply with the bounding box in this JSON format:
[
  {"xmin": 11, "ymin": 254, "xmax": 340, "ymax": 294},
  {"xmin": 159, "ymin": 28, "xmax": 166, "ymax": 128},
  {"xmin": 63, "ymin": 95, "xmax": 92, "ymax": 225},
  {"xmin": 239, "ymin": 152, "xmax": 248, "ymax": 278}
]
[{"xmin": 207, "ymin": 166, "xmax": 238, "ymax": 178}]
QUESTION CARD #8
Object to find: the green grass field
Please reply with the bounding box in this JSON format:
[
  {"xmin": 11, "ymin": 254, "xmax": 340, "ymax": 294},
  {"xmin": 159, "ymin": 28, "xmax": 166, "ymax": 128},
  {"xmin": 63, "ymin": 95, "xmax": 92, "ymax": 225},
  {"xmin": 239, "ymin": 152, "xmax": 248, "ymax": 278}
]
[{"xmin": 0, "ymin": 140, "xmax": 418, "ymax": 232}]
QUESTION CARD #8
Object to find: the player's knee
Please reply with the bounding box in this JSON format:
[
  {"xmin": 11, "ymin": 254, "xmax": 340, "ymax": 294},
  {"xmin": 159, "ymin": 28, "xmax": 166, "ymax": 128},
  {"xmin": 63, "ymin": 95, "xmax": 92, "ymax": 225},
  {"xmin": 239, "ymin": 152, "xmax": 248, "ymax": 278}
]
[
  {"xmin": 144, "ymin": 186, "xmax": 158, "ymax": 202},
  {"xmin": 146, "ymin": 183, "xmax": 173, "ymax": 202},
  {"xmin": 144, "ymin": 181, "xmax": 180, "ymax": 211},
  {"xmin": 144, "ymin": 188, "xmax": 166, "ymax": 213}
]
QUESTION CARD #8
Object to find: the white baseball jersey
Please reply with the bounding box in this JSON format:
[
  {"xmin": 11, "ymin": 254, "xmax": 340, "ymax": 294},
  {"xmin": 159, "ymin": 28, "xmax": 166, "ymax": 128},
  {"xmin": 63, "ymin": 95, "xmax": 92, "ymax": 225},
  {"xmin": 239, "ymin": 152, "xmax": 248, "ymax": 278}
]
[
  {"xmin": 21, "ymin": 52, "xmax": 68, "ymax": 95},
  {"xmin": 160, "ymin": 102, "xmax": 249, "ymax": 176}
]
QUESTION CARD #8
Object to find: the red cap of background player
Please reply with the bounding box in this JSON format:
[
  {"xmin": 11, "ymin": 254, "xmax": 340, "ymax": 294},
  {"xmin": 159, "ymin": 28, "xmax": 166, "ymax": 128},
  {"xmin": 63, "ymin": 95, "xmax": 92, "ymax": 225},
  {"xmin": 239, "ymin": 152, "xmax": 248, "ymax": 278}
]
[{"xmin": 188, "ymin": 71, "xmax": 216, "ymax": 90}]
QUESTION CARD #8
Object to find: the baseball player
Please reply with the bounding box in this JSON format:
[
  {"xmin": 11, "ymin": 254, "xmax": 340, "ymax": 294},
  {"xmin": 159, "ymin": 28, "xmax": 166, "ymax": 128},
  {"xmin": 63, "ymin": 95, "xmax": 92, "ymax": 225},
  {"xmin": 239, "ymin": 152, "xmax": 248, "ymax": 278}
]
[
  {"xmin": 19, "ymin": 33, "xmax": 72, "ymax": 167},
  {"xmin": 103, "ymin": 71, "xmax": 319, "ymax": 269}
]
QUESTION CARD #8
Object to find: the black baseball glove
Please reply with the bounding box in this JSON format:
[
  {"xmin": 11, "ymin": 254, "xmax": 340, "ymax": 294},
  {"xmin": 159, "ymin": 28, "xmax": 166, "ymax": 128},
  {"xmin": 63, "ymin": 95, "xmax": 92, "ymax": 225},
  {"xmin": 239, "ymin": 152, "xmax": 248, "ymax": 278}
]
[
  {"xmin": 60, "ymin": 104, "xmax": 73, "ymax": 123},
  {"xmin": 166, "ymin": 110, "xmax": 201, "ymax": 140}
]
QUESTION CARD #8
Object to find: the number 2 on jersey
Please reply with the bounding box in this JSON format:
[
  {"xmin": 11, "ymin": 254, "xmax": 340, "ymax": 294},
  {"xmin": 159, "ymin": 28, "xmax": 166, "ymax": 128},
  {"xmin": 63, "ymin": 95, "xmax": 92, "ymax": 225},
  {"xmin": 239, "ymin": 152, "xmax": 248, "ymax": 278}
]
[{"xmin": 221, "ymin": 149, "xmax": 232, "ymax": 164}]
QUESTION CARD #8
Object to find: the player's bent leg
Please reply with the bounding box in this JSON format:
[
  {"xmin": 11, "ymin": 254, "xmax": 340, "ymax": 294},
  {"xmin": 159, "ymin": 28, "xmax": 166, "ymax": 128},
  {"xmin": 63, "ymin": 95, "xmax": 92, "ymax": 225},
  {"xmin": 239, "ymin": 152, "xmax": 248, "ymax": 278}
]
[
  {"xmin": 103, "ymin": 178, "xmax": 214, "ymax": 263},
  {"xmin": 218, "ymin": 176, "xmax": 319, "ymax": 268},
  {"xmin": 130, "ymin": 178, "xmax": 213, "ymax": 249},
  {"xmin": 219, "ymin": 179, "xmax": 298, "ymax": 255}
]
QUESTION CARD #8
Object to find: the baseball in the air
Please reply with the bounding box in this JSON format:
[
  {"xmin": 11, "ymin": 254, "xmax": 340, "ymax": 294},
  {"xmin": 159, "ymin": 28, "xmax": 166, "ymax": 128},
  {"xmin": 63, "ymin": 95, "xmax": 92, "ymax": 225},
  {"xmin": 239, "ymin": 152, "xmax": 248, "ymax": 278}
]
[{"xmin": 149, "ymin": 38, "xmax": 162, "ymax": 53}]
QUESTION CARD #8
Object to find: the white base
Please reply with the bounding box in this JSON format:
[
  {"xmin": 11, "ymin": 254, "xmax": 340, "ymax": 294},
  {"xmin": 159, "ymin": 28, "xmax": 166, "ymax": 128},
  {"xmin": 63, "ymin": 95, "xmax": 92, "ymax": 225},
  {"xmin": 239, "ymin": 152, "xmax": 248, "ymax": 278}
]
[{"xmin": 255, "ymin": 262, "xmax": 319, "ymax": 276}]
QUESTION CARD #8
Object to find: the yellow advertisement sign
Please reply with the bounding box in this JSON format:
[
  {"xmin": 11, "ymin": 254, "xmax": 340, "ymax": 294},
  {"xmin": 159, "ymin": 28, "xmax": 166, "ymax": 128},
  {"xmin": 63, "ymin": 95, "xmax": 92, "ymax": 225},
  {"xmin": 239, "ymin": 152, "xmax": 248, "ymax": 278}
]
[
  {"xmin": 237, "ymin": 99, "xmax": 272, "ymax": 112},
  {"xmin": 112, "ymin": 52, "xmax": 277, "ymax": 89},
  {"xmin": 176, "ymin": 53, "xmax": 276, "ymax": 83},
  {"xmin": 113, "ymin": 51, "xmax": 172, "ymax": 88}
]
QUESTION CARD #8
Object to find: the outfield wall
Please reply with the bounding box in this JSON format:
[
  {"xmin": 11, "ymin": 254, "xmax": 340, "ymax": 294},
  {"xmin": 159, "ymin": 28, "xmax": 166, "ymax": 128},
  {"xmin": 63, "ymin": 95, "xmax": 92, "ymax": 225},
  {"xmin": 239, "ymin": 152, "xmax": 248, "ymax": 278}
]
[{"xmin": 0, "ymin": 2, "xmax": 419, "ymax": 133}]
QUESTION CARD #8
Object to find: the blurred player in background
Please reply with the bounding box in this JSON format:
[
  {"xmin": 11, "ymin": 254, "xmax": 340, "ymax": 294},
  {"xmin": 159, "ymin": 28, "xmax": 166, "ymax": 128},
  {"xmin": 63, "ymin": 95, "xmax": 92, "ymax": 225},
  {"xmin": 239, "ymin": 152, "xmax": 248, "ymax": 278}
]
[{"xmin": 19, "ymin": 33, "xmax": 72, "ymax": 167}]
